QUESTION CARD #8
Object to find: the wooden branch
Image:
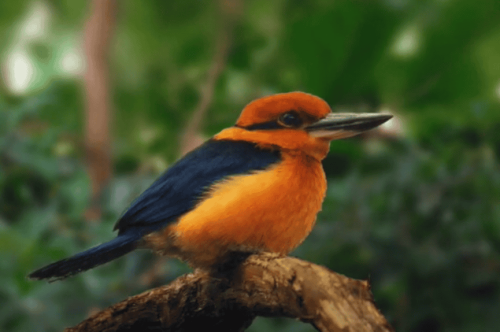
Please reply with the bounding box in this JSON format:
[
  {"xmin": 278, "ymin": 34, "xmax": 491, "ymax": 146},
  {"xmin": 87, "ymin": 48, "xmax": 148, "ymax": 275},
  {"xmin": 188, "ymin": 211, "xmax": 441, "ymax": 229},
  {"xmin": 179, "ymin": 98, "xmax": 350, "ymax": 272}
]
[
  {"xmin": 65, "ymin": 253, "xmax": 393, "ymax": 332},
  {"xmin": 83, "ymin": 0, "xmax": 117, "ymax": 221},
  {"xmin": 179, "ymin": 0, "xmax": 243, "ymax": 155}
]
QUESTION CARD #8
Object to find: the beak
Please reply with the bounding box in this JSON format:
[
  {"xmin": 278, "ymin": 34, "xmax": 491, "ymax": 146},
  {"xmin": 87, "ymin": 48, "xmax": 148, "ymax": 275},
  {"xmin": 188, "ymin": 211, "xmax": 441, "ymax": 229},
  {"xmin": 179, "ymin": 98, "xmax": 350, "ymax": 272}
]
[{"xmin": 305, "ymin": 113, "xmax": 393, "ymax": 140}]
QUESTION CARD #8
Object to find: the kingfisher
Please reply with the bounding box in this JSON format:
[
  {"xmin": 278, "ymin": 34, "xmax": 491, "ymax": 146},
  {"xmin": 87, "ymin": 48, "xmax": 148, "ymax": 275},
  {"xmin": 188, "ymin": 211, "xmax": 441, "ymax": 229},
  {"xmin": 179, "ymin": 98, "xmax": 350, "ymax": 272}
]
[{"xmin": 29, "ymin": 92, "xmax": 391, "ymax": 281}]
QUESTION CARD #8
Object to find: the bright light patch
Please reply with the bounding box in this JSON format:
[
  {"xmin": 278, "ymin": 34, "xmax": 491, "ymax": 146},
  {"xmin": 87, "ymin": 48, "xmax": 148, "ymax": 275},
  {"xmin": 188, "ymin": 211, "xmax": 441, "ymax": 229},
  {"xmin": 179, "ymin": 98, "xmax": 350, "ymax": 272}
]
[
  {"xmin": 59, "ymin": 46, "xmax": 84, "ymax": 76},
  {"xmin": 392, "ymin": 25, "xmax": 420, "ymax": 58},
  {"xmin": 4, "ymin": 1, "xmax": 51, "ymax": 94},
  {"xmin": 5, "ymin": 49, "xmax": 35, "ymax": 95},
  {"xmin": 19, "ymin": 1, "xmax": 51, "ymax": 42},
  {"xmin": 226, "ymin": 70, "xmax": 251, "ymax": 103},
  {"xmin": 379, "ymin": 107, "xmax": 404, "ymax": 137},
  {"xmin": 139, "ymin": 127, "xmax": 159, "ymax": 145},
  {"xmin": 496, "ymin": 81, "xmax": 500, "ymax": 100}
]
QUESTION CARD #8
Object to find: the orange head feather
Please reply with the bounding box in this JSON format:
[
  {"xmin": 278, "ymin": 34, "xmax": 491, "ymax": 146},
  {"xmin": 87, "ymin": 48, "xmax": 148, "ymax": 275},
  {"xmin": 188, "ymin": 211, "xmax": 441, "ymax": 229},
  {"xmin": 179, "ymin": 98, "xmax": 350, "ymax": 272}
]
[
  {"xmin": 236, "ymin": 92, "xmax": 331, "ymax": 128},
  {"xmin": 215, "ymin": 91, "xmax": 392, "ymax": 161}
]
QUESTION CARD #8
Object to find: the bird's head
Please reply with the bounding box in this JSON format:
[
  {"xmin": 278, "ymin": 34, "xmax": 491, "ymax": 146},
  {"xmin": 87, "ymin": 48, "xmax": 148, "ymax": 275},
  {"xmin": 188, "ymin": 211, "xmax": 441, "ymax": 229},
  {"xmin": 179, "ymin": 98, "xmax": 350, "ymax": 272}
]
[{"xmin": 215, "ymin": 92, "xmax": 392, "ymax": 160}]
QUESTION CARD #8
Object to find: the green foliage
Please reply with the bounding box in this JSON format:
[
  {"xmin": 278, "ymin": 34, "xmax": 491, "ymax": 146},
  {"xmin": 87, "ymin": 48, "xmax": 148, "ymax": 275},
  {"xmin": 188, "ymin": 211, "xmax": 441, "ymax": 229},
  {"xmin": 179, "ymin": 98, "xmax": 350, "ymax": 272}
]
[
  {"xmin": 0, "ymin": 95, "xmax": 190, "ymax": 331},
  {"xmin": 306, "ymin": 140, "xmax": 500, "ymax": 332},
  {"xmin": 1, "ymin": 0, "xmax": 500, "ymax": 331}
]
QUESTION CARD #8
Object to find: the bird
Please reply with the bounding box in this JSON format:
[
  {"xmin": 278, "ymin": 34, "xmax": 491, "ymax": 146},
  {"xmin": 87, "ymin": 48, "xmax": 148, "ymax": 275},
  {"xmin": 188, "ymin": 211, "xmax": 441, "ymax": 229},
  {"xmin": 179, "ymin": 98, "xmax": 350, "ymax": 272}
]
[{"xmin": 29, "ymin": 92, "xmax": 392, "ymax": 281}]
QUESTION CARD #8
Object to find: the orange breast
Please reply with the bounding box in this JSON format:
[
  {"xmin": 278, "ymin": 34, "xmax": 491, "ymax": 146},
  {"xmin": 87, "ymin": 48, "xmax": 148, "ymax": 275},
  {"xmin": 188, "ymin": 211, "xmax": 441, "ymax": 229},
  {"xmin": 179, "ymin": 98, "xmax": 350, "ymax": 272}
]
[{"xmin": 172, "ymin": 151, "xmax": 326, "ymax": 264}]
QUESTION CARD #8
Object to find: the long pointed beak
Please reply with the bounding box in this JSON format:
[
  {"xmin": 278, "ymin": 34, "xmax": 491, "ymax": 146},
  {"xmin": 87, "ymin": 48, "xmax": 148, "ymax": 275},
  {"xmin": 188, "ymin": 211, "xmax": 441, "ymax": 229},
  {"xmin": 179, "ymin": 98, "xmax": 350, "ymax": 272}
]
[{"xmin": 305, "ymin": 113, "xmax": 393, "ymax": 140}]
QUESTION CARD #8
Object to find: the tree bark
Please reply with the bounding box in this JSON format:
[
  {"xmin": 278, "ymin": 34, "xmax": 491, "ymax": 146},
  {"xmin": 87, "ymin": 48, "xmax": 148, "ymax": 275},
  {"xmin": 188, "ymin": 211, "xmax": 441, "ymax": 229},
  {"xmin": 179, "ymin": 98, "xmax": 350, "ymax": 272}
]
[
  {"xmin": 179, "ymin": 0, "xmax": 242, "ymax": 155},
  {"xmin": 65, "ymin": 253, "xmax": 393, "ymax": 332},
  {"xmin": 83, "ymin": 0, "xmax": 117, "ymax": 221}
]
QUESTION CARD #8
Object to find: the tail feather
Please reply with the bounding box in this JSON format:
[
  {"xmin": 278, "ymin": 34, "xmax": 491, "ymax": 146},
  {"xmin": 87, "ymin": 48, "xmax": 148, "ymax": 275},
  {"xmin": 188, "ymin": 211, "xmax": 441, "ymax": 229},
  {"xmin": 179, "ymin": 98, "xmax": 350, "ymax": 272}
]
[{"xmin": 28, "ymin": 233, "xmax": 141, "ymax": 282}]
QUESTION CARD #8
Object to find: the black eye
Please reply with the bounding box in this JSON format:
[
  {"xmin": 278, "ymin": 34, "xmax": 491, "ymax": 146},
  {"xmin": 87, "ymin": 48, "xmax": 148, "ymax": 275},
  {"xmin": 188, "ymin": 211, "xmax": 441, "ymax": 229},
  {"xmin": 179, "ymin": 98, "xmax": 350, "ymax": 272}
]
[{"xmin": 278, "ymin": 111, "xmax": 303, "ymax": 128}]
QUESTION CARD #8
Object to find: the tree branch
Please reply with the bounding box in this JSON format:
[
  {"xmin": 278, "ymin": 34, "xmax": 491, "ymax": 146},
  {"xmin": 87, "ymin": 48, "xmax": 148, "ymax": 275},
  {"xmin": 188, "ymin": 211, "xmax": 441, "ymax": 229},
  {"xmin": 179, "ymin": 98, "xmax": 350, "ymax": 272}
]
[
  {"xmin": 179, "ymin": 0, "xmax": 243, "ymax": 155},
  {"xmin": 83, "ymin": 0, "xmax": 117, "ymax": 221},
  {"xmin": 65, "ymin": 253, "xmax": 393, "ymax": 332}
]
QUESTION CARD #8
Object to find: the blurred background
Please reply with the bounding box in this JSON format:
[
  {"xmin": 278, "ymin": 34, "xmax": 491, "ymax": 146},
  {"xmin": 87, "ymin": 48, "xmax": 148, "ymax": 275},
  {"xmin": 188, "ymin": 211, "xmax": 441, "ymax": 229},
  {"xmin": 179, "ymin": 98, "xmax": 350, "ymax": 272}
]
[{"xmin": 1, "ymin": 0, "xmax": 499, "ymax": 331}]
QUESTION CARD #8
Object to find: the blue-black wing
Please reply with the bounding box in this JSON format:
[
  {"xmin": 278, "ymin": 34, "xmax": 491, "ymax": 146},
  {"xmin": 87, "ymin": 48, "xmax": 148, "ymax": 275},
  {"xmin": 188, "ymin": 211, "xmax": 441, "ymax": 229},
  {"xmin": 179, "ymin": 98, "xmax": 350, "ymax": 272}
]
[
  {"xmin": 114, "ymin": 139, "xmax": 281, "ymax": 235},
  {"xmin": 28, "ymin": 139, "xmax": 281, "ymax": 281}
]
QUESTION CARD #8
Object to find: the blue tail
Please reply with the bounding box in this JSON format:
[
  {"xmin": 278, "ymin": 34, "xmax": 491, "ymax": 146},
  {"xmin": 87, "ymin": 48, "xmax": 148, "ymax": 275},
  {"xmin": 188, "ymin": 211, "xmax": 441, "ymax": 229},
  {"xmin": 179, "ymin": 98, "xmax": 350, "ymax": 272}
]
[{"xmin": 28, "ymin": 232, "xmax": 142, "ymax": 282}]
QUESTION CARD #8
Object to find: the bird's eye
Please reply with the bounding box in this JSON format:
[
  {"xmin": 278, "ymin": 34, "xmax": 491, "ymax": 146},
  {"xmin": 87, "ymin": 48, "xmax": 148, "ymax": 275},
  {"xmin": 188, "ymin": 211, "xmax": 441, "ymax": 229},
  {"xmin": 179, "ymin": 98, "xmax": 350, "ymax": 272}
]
[{"xmin": 278, "ymin": 111, "xmax": 303, "ymax": 128}]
